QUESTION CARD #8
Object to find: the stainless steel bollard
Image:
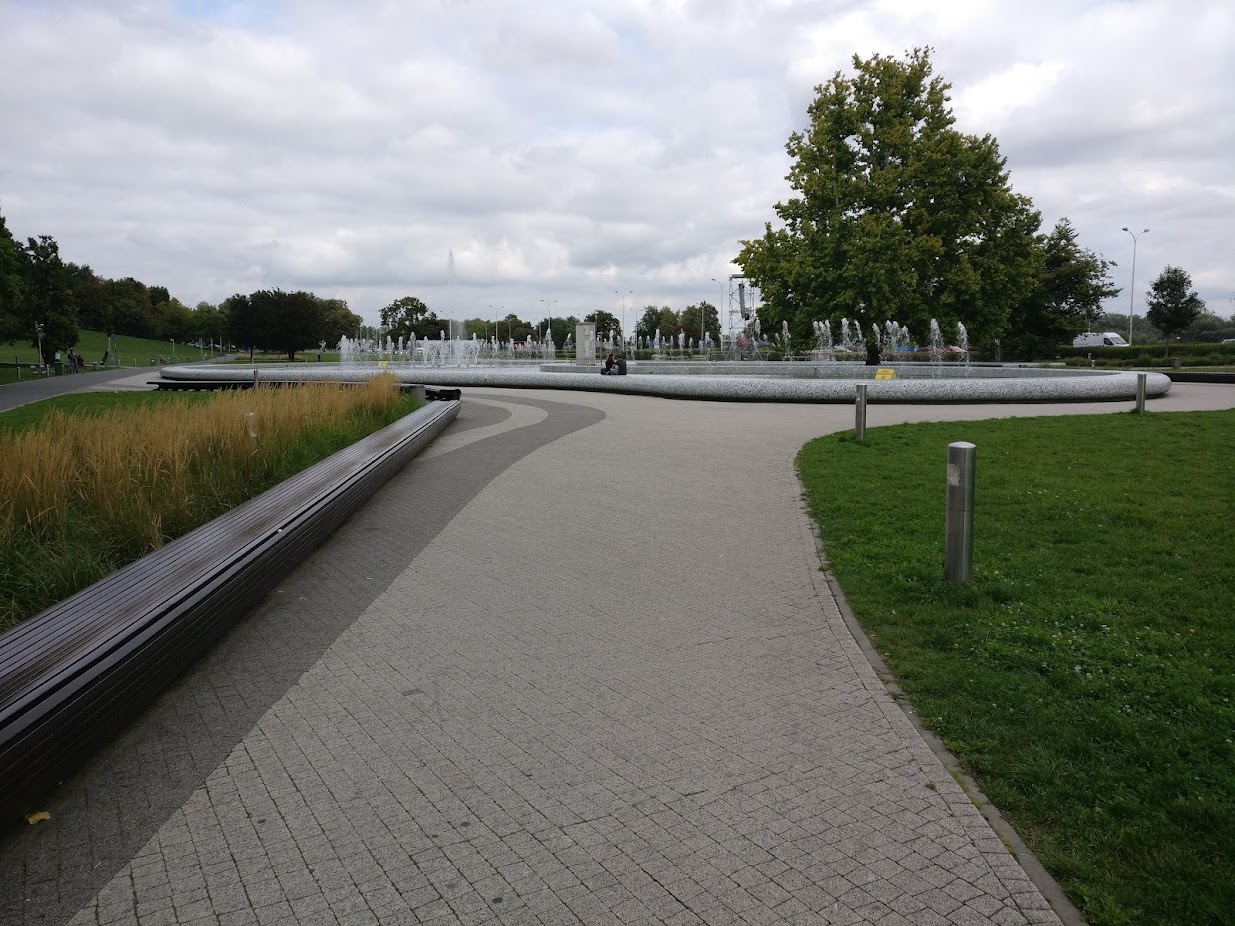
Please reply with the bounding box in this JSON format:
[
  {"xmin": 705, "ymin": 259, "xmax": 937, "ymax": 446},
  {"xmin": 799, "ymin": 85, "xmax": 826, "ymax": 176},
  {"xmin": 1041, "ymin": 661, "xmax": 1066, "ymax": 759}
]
[
  {"xmin": 855, "ymin": 383, "xmax": 868, "ymax": 441},
  {"xmin": 1135, "ymin": 372, "xmax": 1146, "ymax": 413},
  {"xmin": 253, "ymin": 367, "xmax": 259, "ymax": 386},
  {"xmin": 945, "ymin": 441, "xmax": 976, "ymax": 583}
]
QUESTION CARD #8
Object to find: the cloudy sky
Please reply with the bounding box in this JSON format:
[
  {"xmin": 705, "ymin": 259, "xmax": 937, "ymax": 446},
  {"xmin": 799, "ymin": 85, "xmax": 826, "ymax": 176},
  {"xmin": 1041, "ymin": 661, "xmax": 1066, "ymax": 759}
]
[{"xmin": 2, "ymin": 0, "xmax": 1232, "ymax": 332}]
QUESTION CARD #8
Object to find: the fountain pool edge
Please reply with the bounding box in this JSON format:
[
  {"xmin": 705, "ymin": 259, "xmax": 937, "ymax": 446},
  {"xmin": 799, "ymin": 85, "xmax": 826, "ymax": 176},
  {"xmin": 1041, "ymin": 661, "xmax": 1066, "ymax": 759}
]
[{"xmin": 160, "ymin": 364, "xmax": 1172, "ymax": 404}]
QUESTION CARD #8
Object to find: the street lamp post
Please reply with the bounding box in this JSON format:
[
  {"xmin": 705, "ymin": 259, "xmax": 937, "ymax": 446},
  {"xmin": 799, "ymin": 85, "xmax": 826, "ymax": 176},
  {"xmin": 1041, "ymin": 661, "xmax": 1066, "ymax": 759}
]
[
  {"xmin": 614, "ymin": 290, "xmax": 632, "ymax": 351},
  {"xmin": 488, "ymin": 305, "xmax": 503, "ymax": 349},
  {"xmin": 34, "ymin": 323, "xmax": 44, "ymax": 370},
  {"xmin": 540, "ymin": 298, "xmax": 558, "ymax": 346},
  {"xmin": 1121, "ymin": 227, "xmax": 1149, "ymax": 345},
  {"xmin": 710, "ymin": 278, "xmax": 725, "ymax": 352}
]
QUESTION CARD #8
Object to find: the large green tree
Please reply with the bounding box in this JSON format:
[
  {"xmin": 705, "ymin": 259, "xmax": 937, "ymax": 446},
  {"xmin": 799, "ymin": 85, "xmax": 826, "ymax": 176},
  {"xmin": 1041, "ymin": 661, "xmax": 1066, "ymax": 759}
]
[
  {"xmin": 0, "ymin": 207, "xmax": 23, "ymax": 343},
  {"xmin": 584, "ymin": 310, "xmax": 621, "ymax": 341},
  {"xmin": 380, "ymin": 295, "xmax": 441, "ymax": 341},
  {"xmin": 19, "ymin": 235, "xmax": 78, "ymax": 359},
  {"xmin": 226, "ymin": 289, "xmax": 325, "ymax": 360},
  {"xmin": 1146, "ymin": 266, "xmax": 1205, "ymax": 350},
  {"xmin": 737, "ymin": 47, "xmax": 1041, "ymax": 347},
  {"xmin": 318, "ymin": 297, "xmax": 362, "ymax": 348},
  {"xmin": 678, "ymin": 301, "xmax": 721, "ymax": 345},
  {"xmin": 1002, "ymin": 218, "xmax": 1121, "ymax": 359}
]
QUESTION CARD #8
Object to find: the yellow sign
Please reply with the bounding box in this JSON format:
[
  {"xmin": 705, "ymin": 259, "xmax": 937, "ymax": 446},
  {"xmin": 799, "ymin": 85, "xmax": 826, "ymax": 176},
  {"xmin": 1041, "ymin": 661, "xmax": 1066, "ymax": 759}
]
[
  {"xmin": 874, "ymin": 368, "xmax": 896, "ymax": 380},
  {"xmin": 378, "ymin": 360, "xmax": 388, "ymax": 368}
]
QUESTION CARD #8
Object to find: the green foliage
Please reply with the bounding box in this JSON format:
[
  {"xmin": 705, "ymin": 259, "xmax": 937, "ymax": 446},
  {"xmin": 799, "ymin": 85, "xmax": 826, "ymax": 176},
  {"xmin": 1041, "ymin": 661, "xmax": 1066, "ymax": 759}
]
[
  {"xmin": 1002, "ymin": 218, "xmax": 1121, "ymax": 360},
  {"xmin": 678, "ymin": 302, "xmax": 721, "ymax": 344},
  {"xmin": 225, "ymin": 289, "xmax": 327, "ymax": 360},
  {"xmin": 798, "ymin": 411, "xmax": 1235, "ymax": 925},
  {"xmin": 739, "ymin": 47, "xmax": 1041, "ymax": 347},
  {"xmin": 380, "ymin": 295, "xmax": 440, "ymax": 341},
  {"xmin": 18, "ymin": 235, "xmax": 78, "ymax": 357},
  {"xmin": 1146, "ymin": 266, "xmax": 1206, "ymax": 348},
  {"xmin": 0, "ymin": 207, "xmax": 24, "ymax": 343},
  {"xmin": 584, "ymin": 309, "xmax": 621, "ymax": 339}
]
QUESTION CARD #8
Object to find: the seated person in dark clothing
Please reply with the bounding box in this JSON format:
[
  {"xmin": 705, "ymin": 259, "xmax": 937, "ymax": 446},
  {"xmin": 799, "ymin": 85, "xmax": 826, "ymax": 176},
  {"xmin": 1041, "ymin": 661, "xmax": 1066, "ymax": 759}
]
[
  {"xmin": 613, "ymin": 354, "xmax": 627, "ymax": 375},
  {"xmin": 601, "ymin": 352, "xmax": 616, "ymax": 374}
]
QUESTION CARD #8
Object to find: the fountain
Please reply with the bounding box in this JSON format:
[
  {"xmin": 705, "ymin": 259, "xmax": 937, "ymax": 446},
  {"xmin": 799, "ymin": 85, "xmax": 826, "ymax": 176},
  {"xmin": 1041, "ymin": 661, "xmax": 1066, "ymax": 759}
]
[{"xmin": 178, "ymin": 312, "xmax": 1172, "ymax": 406}]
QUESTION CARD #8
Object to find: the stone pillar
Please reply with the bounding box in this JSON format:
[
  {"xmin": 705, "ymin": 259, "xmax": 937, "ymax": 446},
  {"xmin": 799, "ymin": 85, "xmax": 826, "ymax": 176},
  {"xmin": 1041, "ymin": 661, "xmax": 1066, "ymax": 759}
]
[{"xmin": 576, "ymin": 323, "xmax": 597, "ymax": 367}]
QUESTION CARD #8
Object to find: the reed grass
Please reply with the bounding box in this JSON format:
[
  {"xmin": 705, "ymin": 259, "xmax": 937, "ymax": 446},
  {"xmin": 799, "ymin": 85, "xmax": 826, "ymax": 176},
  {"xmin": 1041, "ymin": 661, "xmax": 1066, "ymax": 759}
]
[{"xmin": 0, "ymin": 377, "xmax": 410, "ymax": 632}]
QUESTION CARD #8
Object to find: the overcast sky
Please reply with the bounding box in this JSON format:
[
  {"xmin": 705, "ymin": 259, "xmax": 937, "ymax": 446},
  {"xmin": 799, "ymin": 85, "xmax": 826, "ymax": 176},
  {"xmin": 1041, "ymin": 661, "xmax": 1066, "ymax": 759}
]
[{"xmin": 2, "ymin": 0, "xmax": 1231, "ymax": 332}]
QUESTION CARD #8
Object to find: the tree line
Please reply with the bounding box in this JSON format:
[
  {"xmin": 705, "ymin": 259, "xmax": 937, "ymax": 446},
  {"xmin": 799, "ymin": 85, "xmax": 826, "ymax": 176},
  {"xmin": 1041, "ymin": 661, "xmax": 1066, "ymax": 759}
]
[
  {"xmin": 736, "ymin": 48, "xmax": 1212, "ymax": 359},
  {"xmin": 378, "ymin": 298, "xmax": 723, "ymax": 349},
  {"xmin": 0, "ymin": 203, "xmax": 366, "ymax": 361}
]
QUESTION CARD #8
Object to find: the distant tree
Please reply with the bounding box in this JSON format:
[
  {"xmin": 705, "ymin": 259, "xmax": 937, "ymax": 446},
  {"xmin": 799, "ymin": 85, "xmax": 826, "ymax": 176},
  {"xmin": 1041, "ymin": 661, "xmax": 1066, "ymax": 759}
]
[
  {"xmin": 155, "ymin": 298, "xmax": 194, "ymax": 342},
  {"xmin": 98, "ymin": 277, "xmax": 155, "ymax": 337},
  {"xmin": 190, "ymin": 301, "xmax": 228, "ymax": 345},
  {"xmin": 1180, "ymin": 311, "xmax": 1235, "ymax": 343},
  {"xmin": 1146, "ymin": 266, "xmax": 1205, "ymax": 351},
  {"xmin": 678, "ymin": 301, "xmax": 721, "ymax": 345},
  {"xmin": 226, "ymin": 289, "xmax": 326, "ymax": 360},
  {"xmin": 19, "ymin": 235, "xmax": 77, "ymax": 358},
  {"xmin": 584, "ymin": 309, "xmax": 621, "ymax": 340},
  {"xmin": 737, "ymin": 47, "xmax": 1041, "ymax": 347},
  {"xmin": 656, "ymin": 307, "xmax": 679, "ymax": 337},
  {"xmin": 637, "ymin": 305, "xmax": 661, "ymax": 340},
  {"xmin": 381, "ymin": 296, "xmax": 442, "ymax": 341},
  {"xmin": 1002, "ymin": 218, "xmax": 1121, "ymax": 359},
  {"xmin": 318, "ymin": 297, "xmax": 362, "ymax": 348},
  {"xmin": 148, "ymin": 285, "xmax": 171, "ymax": 306},
  {"xmin": 0, "ymin": 207, "xmax": 24, "ymax": 343}
]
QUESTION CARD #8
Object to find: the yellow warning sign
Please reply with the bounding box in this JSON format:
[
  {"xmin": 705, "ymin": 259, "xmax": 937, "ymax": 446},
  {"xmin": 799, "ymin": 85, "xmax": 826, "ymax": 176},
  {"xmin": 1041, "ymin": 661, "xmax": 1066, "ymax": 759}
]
[{"xmin": 874, "ymin": 368, "xmax": 896, "ymax": 380}]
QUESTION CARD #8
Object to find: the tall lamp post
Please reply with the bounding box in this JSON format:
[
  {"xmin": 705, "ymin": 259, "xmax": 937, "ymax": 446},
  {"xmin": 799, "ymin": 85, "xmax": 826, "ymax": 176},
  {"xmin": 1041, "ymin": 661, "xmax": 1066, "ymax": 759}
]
[
  {"xmin": 614, "ymin": 290, "xmax": 632, "ymax": 350},
  {"xmin": 540, "ymin": 298, "xmax": 557, "ymax": 346},
  {"xmin": 710, "ymin": 278, "xmax": 725, "ymax": 350},
  {"xmin": 488, "ymin": 304, "xmax": 503, "ymax": 347},
  {"xmin": 1121, "ymin": 227, "xmax": 1149, "ymax": 345},
  {"xmin": 34, "ymin": 323, "xmax": 45, "ymax": 369}
]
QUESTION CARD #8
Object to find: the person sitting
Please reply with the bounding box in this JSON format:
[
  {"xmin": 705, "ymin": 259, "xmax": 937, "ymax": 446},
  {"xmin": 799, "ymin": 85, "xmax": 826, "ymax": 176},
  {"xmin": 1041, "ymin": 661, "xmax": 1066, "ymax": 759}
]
[
  {"xmin": 613, "ymin": 353, "xmax": 628, "ymax": 375},
  {"xmin": 601, "ymin": 352, "xmax": 616, "ymax": 374}
]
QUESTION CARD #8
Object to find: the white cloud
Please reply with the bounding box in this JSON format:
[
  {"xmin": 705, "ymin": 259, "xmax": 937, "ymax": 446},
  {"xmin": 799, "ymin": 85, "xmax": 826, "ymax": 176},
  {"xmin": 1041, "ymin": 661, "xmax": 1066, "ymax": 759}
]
[{"xmin": 1, "ymin": 0, "xmax": 1231, "ymax": 326}]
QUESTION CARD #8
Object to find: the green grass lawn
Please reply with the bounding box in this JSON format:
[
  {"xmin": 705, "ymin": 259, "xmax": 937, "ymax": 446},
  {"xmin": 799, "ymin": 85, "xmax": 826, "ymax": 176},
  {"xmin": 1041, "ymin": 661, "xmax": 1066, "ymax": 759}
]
[
  {"xmin": 797, "ymin": 410, "xmax": 1234, "ymax": 926},
  {"xmin": 1, "ymin": 329, "xmax": 223, "ymax": 369}
]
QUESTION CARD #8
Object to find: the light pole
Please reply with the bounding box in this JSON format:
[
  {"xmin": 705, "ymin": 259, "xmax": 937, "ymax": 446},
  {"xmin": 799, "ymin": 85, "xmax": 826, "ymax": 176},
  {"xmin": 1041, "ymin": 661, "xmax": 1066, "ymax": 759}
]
[
  {"xmin": 711, "ymin": 277, "xmax": 725, "ymax": 350},
  {"xmin": 1121, "ymin": 227, "xmax": 1149, "ymax": 345},
  {"xmin": 488, "ymin": 304, "xmax": 503, "ymax": 347},
  {"xmin": 614, "ymin": 290, "xmax": 632, "ymax": 351},
  {"xmin": 34, "ymin": 323, "xmax": 44, "ymax": 369},
  {"xmin": 540, "ymin": 298, "xmax": 557, "ymax": 346}
]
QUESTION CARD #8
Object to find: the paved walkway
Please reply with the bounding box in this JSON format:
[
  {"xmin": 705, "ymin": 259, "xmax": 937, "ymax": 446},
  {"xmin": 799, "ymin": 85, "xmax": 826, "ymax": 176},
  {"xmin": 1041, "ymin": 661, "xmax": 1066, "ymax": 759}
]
[{"xmin": 3, "ymin": 384, "xmax": 1234, "ymax": 926}]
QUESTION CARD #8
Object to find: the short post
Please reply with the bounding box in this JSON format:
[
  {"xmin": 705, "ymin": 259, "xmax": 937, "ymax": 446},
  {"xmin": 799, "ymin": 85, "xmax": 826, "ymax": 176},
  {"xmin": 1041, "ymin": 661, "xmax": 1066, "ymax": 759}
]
[
  {"xmin": 854, "ymin": 383, "xmax": 868, "ymax": 441},
  {"xmin": 1135, "ymin": 372, "xmax": 1147, "ymax": 414},
  {"xmin": 945, "ymin": 441, "xmax": 976, "ymax": 584},
  {"xmin": 252, "ymin": 367, "xmax": 259, "ymax": 386}
]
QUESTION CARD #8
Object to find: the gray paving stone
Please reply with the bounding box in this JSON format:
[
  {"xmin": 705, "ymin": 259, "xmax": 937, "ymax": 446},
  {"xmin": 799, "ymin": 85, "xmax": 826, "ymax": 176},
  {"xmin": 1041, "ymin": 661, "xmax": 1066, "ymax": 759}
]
[{"xmin": 21, "ymin": 387, "xmax": 1225, "ymax": 925}]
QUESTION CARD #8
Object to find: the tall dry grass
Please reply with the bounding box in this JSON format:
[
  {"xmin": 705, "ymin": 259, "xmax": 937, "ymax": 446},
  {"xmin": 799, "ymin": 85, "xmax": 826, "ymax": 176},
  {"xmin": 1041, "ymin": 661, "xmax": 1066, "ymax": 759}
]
[{"xmin": 0, "ymin": 376, "xmax": 405, "ymax": 632}]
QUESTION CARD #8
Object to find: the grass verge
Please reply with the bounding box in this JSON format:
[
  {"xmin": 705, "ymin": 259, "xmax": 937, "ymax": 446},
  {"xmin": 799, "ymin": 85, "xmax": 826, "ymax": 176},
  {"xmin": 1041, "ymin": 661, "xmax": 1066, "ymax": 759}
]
[
  {"xmin": 797, "ymin": 409, "xmax": 1234, "ymax": 926},
  {"xmin": 0, "ymin": 378, "xmax": 417, "ymax": 633}
]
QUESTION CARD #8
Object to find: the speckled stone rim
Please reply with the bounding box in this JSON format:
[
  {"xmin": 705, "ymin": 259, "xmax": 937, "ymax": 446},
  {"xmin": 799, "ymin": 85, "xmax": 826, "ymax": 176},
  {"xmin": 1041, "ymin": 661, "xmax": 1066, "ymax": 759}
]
[{"xmin": 160, "ymin": 363, "xmax": 1172, "ymax": 404}]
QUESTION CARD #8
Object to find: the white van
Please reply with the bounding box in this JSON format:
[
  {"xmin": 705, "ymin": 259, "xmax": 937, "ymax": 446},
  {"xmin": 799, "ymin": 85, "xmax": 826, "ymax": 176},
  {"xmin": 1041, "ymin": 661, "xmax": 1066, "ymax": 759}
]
[{"xmin": 1073, "ymin": 332, "xmax": 1130, "ymax": 348}]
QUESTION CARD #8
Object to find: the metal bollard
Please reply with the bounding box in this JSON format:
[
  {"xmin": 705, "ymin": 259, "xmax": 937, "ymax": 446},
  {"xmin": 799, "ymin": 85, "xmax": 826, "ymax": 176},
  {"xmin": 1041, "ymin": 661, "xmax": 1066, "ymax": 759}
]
[
  {"xmin": 253, "ymin": 367, "xmax": 259, "ymax": 386},
  {"xmin": 855, "ymin": 383, "xmax": 868, "ymax": 441},
  {"xmin": 945, "ymin": 441, "xmax": 976, "ymax": 583},
  {"xmin": 1135, "ymin": 372, "xmax": 1146, "ymax": 413}
]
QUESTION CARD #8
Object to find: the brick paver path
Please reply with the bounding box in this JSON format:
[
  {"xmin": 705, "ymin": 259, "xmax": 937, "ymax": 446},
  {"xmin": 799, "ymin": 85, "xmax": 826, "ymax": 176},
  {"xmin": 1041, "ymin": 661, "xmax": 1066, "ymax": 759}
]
[{"xmin": 6, "ymin": 384, "xmax": 1234, "ymax": 926}]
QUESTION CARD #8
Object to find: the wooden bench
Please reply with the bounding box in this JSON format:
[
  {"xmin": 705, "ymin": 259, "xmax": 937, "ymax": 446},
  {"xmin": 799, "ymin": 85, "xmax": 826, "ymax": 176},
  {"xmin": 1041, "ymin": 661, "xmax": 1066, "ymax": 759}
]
[{"xmin": 0, "ymin": 399, "xmax": 460, "ymax": 822}]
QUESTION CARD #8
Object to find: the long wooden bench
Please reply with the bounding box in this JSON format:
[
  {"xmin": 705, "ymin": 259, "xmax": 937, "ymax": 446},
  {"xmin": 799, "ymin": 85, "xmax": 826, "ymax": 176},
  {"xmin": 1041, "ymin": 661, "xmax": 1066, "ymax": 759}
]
[{"xmin": 0, "ymin": 399, "xmax": 459, "ymax": 822}]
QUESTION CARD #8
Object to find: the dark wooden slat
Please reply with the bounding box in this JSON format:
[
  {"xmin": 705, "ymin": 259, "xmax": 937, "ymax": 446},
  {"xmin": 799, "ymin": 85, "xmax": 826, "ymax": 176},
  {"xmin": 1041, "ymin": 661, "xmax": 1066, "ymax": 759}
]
[{"xmin": 0, "ymin": 399, "xmax": 459, "ymax": 821}]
